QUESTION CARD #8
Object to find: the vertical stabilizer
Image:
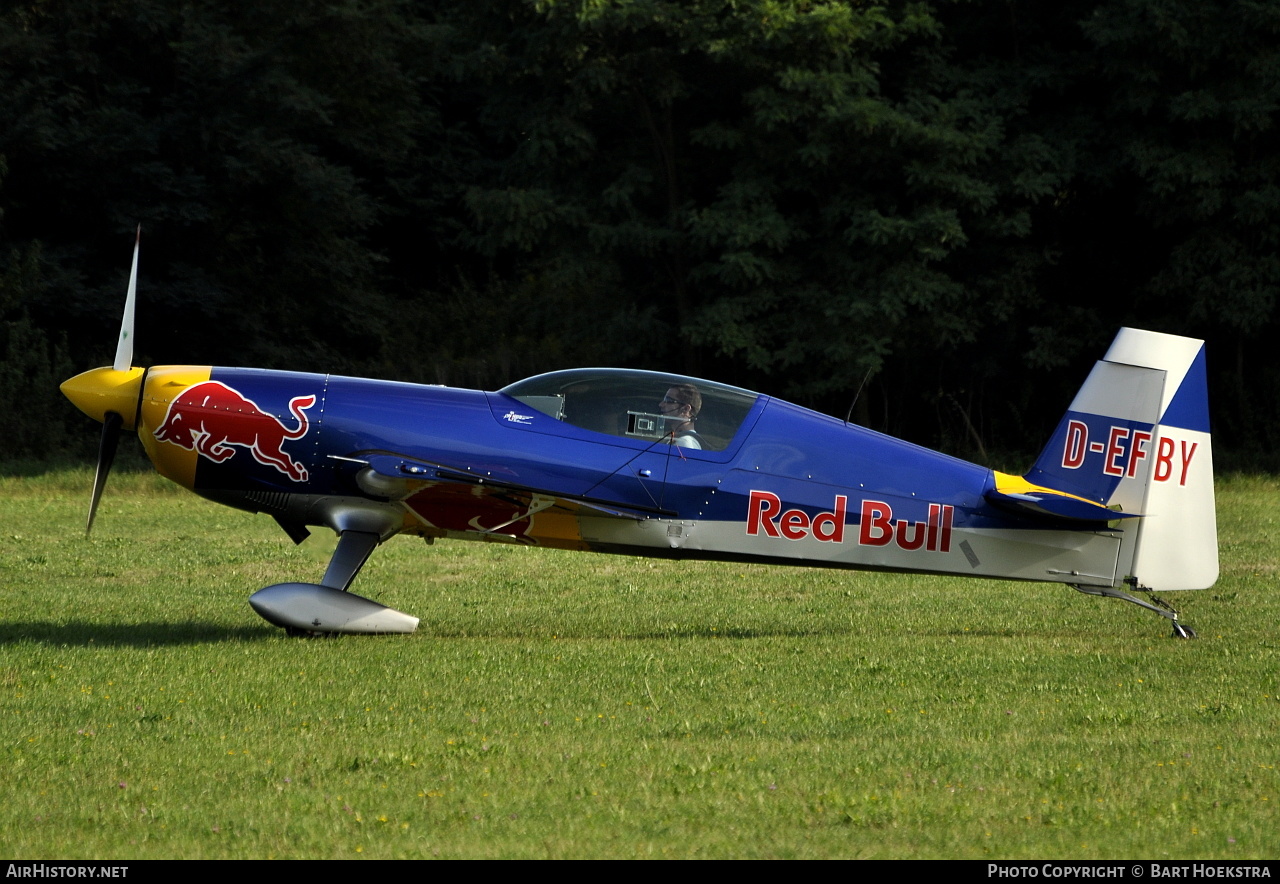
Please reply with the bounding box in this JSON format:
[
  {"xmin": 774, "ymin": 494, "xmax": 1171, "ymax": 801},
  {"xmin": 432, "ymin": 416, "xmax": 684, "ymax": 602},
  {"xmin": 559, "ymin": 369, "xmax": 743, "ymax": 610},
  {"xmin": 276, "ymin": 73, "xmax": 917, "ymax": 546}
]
[{"xmin": 1026, "ymin": 329, "xmax": 1216, "ymax": 591}]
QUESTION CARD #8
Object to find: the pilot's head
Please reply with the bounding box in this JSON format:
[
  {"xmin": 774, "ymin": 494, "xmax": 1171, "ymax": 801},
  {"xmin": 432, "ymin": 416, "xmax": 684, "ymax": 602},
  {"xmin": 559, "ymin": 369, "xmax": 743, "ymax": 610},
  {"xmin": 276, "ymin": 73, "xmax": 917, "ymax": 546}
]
[{"xmin": 659, "ymin": 383, "xmax": 701, "ymax": 421}]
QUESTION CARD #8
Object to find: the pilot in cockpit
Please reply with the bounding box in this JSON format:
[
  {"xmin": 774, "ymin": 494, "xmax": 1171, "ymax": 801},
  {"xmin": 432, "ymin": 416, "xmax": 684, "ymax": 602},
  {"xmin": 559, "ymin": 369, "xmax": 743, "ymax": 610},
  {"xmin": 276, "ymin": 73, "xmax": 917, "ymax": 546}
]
[{"xmin": 657, "ymin": 383, "xmax": 702, "ymax": 449}]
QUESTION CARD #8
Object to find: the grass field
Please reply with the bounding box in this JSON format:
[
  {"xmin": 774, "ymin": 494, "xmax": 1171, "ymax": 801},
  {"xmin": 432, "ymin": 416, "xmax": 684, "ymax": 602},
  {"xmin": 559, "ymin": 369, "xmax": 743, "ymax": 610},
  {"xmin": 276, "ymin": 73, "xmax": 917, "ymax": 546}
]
[{"xmin": 1, "ymin": 468, "xmax": 1276, "ymax": 859}]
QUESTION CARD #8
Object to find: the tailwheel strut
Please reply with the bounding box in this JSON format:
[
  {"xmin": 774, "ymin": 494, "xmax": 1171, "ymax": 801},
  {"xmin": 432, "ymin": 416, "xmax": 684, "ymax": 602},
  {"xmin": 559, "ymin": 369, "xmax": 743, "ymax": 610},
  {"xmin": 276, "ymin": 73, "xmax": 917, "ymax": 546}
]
[{"xmin": 1070, "ymin": 579, "xmax": 1197, "ymax": 639}]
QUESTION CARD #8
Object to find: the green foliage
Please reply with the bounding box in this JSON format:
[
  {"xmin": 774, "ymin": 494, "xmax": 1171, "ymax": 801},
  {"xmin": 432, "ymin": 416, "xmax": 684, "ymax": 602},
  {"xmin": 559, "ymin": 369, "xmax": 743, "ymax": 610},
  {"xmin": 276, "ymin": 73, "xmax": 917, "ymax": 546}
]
[
  {"xmin": 0, "ymin": 0, "xmax": 440, "ymax": 371},
  {"xmin": 1077, "ymin": 0, "xmax": 1280, "ymax": 455},
  {"xmin": 378, "ymin": 272, "xmax": 666, "ymax": 389},
  {"xmin": 1, "ymin": 0, "xmax": 1278, "ymax": 457},
  {"xmin": 0, "ymin": 241, "xmax": 79, "ymax": 458}
]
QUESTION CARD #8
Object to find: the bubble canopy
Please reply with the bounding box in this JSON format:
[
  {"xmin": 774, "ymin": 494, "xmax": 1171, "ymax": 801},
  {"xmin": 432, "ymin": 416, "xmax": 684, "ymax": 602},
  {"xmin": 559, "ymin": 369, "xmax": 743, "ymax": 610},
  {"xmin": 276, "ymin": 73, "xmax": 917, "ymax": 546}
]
[{"xmin": 500, "ymin": 368, "xmax": 762, "ymax": 453}]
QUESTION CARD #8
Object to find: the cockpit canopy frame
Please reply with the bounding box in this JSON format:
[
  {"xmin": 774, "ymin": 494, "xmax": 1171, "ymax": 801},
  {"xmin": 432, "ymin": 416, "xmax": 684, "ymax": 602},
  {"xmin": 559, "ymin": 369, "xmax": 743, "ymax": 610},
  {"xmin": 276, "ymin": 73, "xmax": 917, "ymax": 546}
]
[{"xmin": 501, "ymin": 368, "xmax": 761, "ymax": 453}]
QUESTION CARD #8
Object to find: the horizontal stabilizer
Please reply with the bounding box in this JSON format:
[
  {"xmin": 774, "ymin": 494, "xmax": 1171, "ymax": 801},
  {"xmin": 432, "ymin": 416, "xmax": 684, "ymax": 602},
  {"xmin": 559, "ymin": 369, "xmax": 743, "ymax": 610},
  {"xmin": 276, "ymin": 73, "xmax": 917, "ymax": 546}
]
[{"xmin": 985, "ymin": 487, "xmax": 1139, "ymax": 524}]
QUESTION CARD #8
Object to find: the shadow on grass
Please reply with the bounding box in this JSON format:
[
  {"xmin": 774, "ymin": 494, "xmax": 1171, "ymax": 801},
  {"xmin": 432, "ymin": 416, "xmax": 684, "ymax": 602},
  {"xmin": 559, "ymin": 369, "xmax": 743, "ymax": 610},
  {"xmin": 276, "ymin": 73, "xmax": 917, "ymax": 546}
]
[
  {"xmin": 2, "ymin": 621, "xmax": 852, "ymax": 645},
  {"xmin": 422, "ymin": 625, "xmax": 848, "ymax": 640},
  {"xmin": 0, "ymin": 621, "xmax": 273, "ymax": 647}
]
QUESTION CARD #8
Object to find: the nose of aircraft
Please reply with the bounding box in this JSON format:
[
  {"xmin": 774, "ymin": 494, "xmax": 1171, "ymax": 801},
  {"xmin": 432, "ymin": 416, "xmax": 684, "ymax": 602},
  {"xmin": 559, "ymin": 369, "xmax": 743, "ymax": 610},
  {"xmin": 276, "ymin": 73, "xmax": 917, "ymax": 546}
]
[{"xmin": 61, "ymin": 366, "xmax": 145, "ymax": 429}]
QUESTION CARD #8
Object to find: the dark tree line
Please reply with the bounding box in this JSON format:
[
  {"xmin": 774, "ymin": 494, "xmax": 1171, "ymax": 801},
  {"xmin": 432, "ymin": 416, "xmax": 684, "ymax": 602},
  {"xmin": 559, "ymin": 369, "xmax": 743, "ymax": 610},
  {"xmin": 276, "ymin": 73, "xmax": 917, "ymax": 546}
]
[{"xmin": 2, "ymin": 0, "xmax": 1277, "ymax": 466}]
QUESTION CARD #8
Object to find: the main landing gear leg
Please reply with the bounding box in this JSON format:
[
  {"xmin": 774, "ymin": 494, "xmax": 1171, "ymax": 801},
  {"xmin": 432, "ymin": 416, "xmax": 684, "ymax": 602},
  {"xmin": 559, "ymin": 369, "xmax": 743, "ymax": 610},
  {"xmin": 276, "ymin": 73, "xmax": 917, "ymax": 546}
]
[
  {"xmin": 322, "ymin": 531, "xmax": 380, "ymax": 591},
  {"xmin": 248, "ymin": 530, "xmax": 419, "ymax": 636},
  {"xmin": 280, "ymin": 530, "xmax": 382, "ymax": 637},
  {"xmin": 1070, "ymin": 580, "xmax": 1197, "ymax": 639}
]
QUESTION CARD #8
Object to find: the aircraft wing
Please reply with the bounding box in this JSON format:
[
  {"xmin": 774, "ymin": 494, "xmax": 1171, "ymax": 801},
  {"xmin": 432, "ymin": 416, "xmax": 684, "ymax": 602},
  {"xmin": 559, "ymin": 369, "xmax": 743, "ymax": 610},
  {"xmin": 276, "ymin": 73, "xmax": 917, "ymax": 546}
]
[{"xmin": 334, "ymin": 452, "xmax": 676, "ymax": 522}]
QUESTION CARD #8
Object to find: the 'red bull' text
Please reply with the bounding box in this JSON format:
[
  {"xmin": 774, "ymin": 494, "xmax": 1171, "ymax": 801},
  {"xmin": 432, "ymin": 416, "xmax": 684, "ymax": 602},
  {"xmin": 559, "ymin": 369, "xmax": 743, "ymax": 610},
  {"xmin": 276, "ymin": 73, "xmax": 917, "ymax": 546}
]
[{"xmin": 746, "ymin": 490, "xmax": 954, "ymax": 553}]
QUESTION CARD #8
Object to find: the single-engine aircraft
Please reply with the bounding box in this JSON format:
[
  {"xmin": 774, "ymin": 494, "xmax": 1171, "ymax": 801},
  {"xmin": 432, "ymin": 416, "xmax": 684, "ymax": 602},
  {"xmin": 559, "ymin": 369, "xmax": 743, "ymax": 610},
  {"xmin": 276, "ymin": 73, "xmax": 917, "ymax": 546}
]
[{"xmin": 61, "ymin": 233, "xmax": 1217, "ymax": 637}]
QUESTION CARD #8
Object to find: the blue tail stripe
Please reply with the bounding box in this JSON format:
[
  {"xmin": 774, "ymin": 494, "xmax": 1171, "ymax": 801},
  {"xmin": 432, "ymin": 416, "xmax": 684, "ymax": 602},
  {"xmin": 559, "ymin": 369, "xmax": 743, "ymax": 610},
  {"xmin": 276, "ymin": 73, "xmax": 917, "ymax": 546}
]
[
  {"xmin": 1027, "ymin": 413, "xmax": 1156, "ymax": 503},
  {"xmin": 1160, "ymin": 345, "xmax": 1210, "ymax": 433}
]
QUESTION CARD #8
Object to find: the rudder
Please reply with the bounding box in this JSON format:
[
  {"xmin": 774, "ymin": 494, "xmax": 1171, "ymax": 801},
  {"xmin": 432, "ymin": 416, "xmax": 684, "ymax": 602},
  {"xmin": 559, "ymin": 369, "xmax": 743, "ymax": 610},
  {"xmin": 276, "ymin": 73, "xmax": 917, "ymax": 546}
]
[{"xmin": 1026, "ymin": 328, "xmax": 1217, "ymax": 591}]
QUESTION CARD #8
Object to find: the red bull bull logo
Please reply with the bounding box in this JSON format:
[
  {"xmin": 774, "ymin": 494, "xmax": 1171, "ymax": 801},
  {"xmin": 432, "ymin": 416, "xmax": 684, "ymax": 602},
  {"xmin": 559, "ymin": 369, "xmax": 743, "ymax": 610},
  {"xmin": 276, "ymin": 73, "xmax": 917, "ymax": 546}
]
[
  {"xmin": 405, "ymin": 484, "xmax": 538, "ymax": 544},
  {"xmin": 153, "ymin": 381, "xmax": 316, "ymax": 482}
]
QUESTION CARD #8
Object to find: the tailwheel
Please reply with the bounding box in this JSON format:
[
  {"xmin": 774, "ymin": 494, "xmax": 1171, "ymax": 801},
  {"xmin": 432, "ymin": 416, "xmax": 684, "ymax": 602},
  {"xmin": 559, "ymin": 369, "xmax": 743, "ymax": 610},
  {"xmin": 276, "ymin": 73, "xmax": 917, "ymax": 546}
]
[{"xmin": 1070, "ymin": 580, "xmax": 1198, "ymax": 639}]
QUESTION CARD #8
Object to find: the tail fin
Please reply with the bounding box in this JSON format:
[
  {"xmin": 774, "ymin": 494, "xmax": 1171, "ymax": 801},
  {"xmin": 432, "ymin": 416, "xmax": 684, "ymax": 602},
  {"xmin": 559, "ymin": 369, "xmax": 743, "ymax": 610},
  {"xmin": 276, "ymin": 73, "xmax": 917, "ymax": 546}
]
[{"xmin": 1025, "ymin": 328, "xmax": 1217, "ymax": 591}]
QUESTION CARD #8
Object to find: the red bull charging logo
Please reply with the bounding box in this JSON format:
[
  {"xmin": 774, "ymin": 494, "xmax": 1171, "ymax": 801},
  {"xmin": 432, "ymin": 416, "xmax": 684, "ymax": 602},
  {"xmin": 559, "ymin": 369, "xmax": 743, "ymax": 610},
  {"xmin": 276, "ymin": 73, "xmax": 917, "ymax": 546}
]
[{"xmin": 153, "ymin": 381, "xmax": 316, "ymax": 482}]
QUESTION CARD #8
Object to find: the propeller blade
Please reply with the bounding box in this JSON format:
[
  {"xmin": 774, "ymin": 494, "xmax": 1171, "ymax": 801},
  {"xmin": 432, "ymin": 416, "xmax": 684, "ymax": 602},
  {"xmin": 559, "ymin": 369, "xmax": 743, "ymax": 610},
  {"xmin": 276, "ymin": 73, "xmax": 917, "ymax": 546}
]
[
  {"xmin": 113, "ymin": 225, "xmax": 140, "ymax": 372},
  {"xmin": 86, "ymin": 411, "xmax": 123, "ymax": 536}
]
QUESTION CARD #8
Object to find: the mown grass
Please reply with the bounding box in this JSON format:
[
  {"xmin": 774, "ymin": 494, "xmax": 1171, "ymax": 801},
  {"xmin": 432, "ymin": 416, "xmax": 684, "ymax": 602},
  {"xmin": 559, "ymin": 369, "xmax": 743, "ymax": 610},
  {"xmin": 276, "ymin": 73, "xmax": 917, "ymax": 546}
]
[{"xmin": 1, "ymin": 469, "xmax": 1277, "ymax": 859}]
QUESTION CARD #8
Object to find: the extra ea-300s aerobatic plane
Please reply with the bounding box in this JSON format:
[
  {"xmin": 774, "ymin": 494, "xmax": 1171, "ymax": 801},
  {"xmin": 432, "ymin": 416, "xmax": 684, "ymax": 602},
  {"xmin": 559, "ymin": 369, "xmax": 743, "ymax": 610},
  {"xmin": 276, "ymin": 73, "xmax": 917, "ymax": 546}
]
[{"xmin": 61, "ymin": 232, "xmax": 1217, "ymax": 637}]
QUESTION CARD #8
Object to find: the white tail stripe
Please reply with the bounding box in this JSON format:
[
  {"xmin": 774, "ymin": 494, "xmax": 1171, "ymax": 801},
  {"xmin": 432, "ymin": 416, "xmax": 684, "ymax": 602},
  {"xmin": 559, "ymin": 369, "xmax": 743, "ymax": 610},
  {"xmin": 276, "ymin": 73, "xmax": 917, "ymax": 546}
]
[{"xmin": 1102, "ymin": 328, "xmax": 1204, "ymax": 422}]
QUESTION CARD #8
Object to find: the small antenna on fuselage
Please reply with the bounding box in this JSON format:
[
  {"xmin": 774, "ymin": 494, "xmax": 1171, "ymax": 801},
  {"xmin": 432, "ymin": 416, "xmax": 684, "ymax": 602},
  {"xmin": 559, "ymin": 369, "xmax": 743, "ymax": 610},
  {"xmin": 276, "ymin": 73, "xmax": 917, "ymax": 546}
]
[{"xmin": 843, "ymin": 366, "xmax": 874, "ymax": 427}]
